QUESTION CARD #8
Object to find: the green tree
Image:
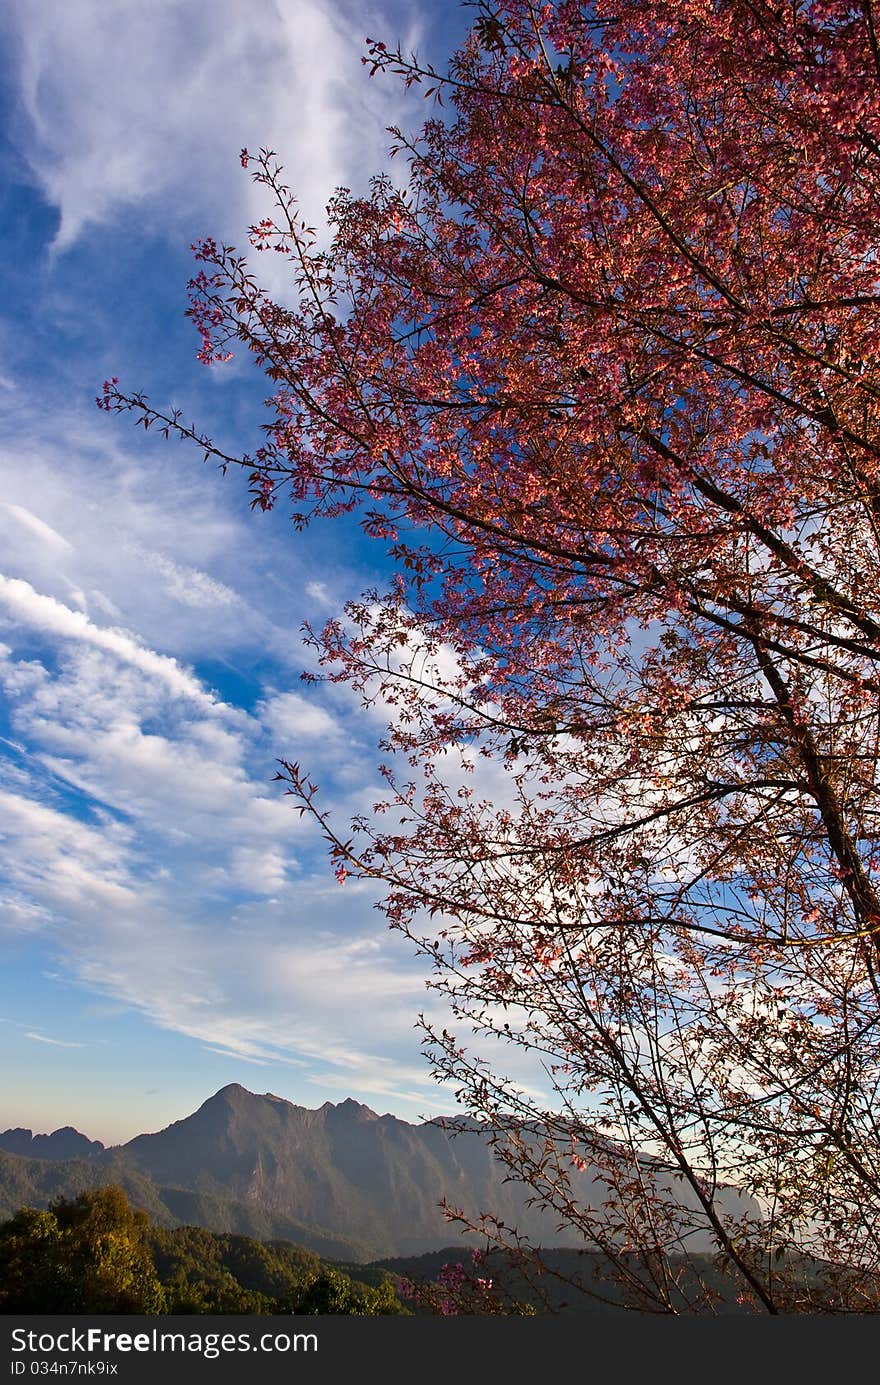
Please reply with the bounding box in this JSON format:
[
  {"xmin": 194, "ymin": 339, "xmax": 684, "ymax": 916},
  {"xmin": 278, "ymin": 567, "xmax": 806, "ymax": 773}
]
[
  {"xmin": 290, "ymin": 1267, "xmax": 404, "ymax": 1315},
  {"xmin": 0, "ymin": 1186, "xmax": 164, "ymax": 1313},
  {"xmin": 0, "ymin": 1208, "xmax": 69, "ymax": 1314}
]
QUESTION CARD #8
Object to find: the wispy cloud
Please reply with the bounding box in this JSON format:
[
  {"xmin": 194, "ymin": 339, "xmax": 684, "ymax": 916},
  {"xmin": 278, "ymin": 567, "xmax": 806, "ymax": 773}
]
[
  {"xmin": 0, "ymin": 404, "xmax": 354, "ymax": 669},
  {"xmin": 24, "ymin": 1031, "xmax": 85, "ymax": 1049},
  {"xmin": 0, "ymin": 575, "xmax": 224, "ymax": 711},
  {"xmin": 0, "ymin": 0, "xmax": 470, "ymax": 1124},
  {"xmin": 4, "ymin": 0, "xmax": 421, "ymax": 269},
  {"xmin": 0, "ymin": 469, "xmax": 440, "ymax": 1108},
  {"xmin": 2, "ymin": 503, "xmax": 73, "ymax": 554}
]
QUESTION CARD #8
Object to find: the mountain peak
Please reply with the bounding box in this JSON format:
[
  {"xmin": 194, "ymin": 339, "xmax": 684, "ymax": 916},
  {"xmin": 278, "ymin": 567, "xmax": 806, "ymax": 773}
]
[
  {"xmin": 213, "ymin": 1083, "xmax": 251, "ymax": 1100},
  {"xmin": 203, "ymin": 1085, "xmax": 383, "ymax": 1120},
  {"xmin": 207, "ymin": 1085, "xmax": 294, "ymax": 1109},
  {"xmin": 326, "ymin": 1096, "xmax": 379, "ymax": 1121},
  {"xmin": 0, "ymin": 1126, "xmax": 103, "ymax": 1161}
]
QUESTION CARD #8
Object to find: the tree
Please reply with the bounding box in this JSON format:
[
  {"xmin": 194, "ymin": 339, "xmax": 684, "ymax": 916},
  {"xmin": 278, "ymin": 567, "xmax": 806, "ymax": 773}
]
[
  {"xmin": 103, "ymin": 0, "xmax": 880, "ymax": 1311},
  {"xmin": 0, "ymin": 1187, "xmax": 165, "ymax": 1313},
  {"xmin": 289, "ymin": 1267, "xmax": 404, "ymax": 1315}
]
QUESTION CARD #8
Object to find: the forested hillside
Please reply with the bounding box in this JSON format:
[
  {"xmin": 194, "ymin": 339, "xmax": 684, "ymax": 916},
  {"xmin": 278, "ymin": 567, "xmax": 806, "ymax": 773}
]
[{"xmin": 0, "ymin": 1187, "xmax": 402, "ymax": 1315}]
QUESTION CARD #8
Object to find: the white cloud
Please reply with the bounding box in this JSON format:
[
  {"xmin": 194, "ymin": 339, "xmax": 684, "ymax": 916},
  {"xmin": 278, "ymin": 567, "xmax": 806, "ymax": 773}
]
[
  {"xmin": 125, "ymin": 546, "xmax": 241, "ymax": 610},
  {"xmin": 0, "ymin": 637, "xmax": 307, "ymax": 861},
  {"xmin": 227, "ymin": 844, "xmax": 292, "ymax": 894},
  {"xmin": 24, "ymin": 1031, "xmax": 85, "ymax": 1049},
  {"xmin": 305, "ymin": 580, "xmax": 333, "ymax": 608},
  {"xmin": 0, "ymin": 0, "xmax": 485, "ymax": 1123},
  {"xmin": 0, "ymin": 574, "xmax": 223, "ymax": 711},
  {"xmin": 0, "ymin": 787, "xmax": 135, "ymax": 914},
  {"xmin": 5, "ymin": 0, "xmax": 422, "ymax": 269},
  {"xmin": 259, "ymin": 689, "xmax": 340, "ymax": 743},
  {"xmin": 2, "ymin": 503, "xmax": 73, "ymax": 553},
  {"xmin": 0, "ymin": 404, "xmax": 350, "ymax": 668},
  {"xmin": 0, "ymin": 776, "xmax": 436, "ymax": 1095},
  {"xmin": 0, "ymin": 550, "xmax": 442, "ymax": 1102}
]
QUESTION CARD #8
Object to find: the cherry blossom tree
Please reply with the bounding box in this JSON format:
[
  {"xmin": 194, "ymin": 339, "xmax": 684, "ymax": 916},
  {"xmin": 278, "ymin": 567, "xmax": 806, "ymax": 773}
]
[{"xmin": 102, "ymin": 0, "xmax": 880, "ymax": 1311}]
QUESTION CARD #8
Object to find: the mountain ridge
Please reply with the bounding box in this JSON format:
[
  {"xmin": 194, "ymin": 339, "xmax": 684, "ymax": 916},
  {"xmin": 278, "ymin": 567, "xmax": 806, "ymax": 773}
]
[
  {"xmin": 0, "ymin": 1127, "xmax": 105, "ymax": 1161},
  {"xmin": 0, "ymin": 1085, "xmax": 760, "ymax": 1262}
]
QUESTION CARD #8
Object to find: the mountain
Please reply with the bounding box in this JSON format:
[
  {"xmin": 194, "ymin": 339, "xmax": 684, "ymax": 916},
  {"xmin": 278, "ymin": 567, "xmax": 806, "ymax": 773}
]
[
  {"xmin": 120, "ymin": 1085, "xmax": 547, "ymax": 1257},
  {"xmin": 0, "ymin": 1149, "xmax": 368, "ymax": 1262},
  {"xmin": 0, "ymin": 1085, "xmax": 760, "ymax": 1261},
  {"xmin": 0, "ymin": 1127, "xmax": 104, "ymax": 1161}
]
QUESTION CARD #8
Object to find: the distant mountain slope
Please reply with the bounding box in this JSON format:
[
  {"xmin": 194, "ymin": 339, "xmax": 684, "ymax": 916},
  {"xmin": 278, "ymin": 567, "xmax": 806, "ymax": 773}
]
[
  {"xmin": 0, "ymin": 1127, "xmax": 104, "ymax": 1160},
  {"xmin": 0, "ymin": 1150, "xmax": 168, "ymax": 1224},
  {"xmin": 0, "ymin": 1085, "xmax": 761, "ymax": 1261},
  {"xmin": 120, "ymin": 1085, "xmax": 547, "ymax": 1258},
  {"xmin": 0, "ymin": 1149, "xmax": 367, "ymax": 1261}
]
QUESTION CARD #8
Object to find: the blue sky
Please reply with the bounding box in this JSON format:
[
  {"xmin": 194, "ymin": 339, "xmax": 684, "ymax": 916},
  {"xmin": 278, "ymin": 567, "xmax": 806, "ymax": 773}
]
[{"xmin": 0, "ymin": 0, "xmax": 479, "ymax": 1144}]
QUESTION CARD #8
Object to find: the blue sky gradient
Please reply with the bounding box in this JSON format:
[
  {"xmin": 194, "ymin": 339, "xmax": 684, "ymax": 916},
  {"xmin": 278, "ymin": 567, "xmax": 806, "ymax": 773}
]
[{"xmin": 0, "ymin": 0, "xmax": 483, "ymax": 1143}]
